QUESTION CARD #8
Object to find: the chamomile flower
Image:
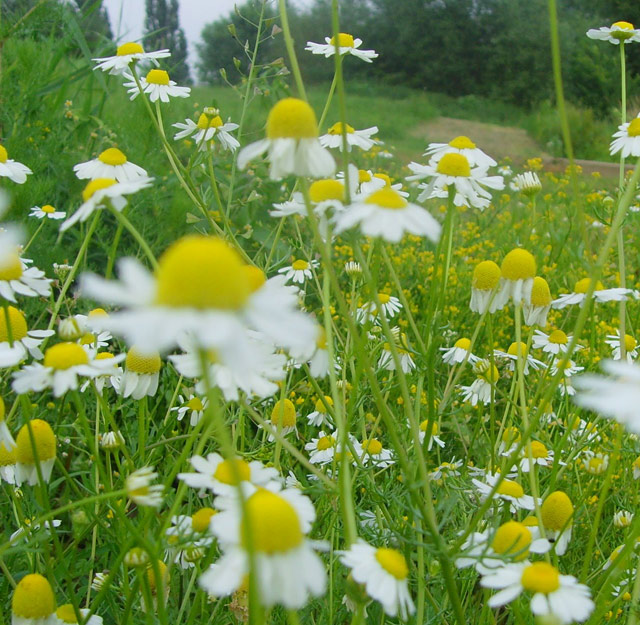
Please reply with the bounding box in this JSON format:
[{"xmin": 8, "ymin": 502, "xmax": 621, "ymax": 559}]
[
  {"xmin": 333, "ymin": 187, "xmax": 441, "ymax": 243},
  {"xmin": 166, "ymin": 508, "xmax": 216, "ymax": 569},
  {"xmin": 306, "ymin": 326, "xmax": 331, "ymax": 378},
  {"xmin": 494, "ymin": 341, "xmax": 544, "ymax": 375},
  {"xmin": 523, "ymin": 276, "xmax": 552, "ymax": 326},
  {"xmin": 305, "ymin": 431, "xmax": 337, "ymax": 465},
  {"xmin": 498, "ymin": 426, "xmax": 522, "ymax": 455},
  {"xmin": 533, "ymin": 328, "xmax": 580, "ymax": 355},
  {"xmin": 173, "ymin": 109, "xmax": 240, "ymax": 151},
  {"xmin": 582, "ymin": 450, "xmax": 609, "ymax": 475},
  {"xmin": 267, "ymin": 398, "xmax": 297, "ymax": 440},
  {"xmin": 499, "ymin": 248, "xmax": 536, "ymax": 306},
  {"xmin": 305, "ymin": 33, "xmax": 378, "ymax": 62},
  {"xmin": 99, "ymin": 430, "xmax": 125, "ymax": 450},
  {"xmin": 470, "ymin": 260, "xmax": 505, "ymax": 314},
  {"xmin": 552, "ymin": 277, "xmax": 631, "ymax": 309},
  {"xmin": 511, "ymin": 171, "xmax": 542, "ymax": 196},
  {"xmin": 92, "ymin": 41, "xmax": 170, "ymax": 74},
  {"xmin": 361, "ymin": 438, "xmax": 394, "ymax": 468},
  {"xmin": 171, "ymin": 394, "xmax": 207, "ymax": 426},
  {"xmin": 356, "ymin": 293, "xmax": 402, "ymax": 323},
  {"xmin": 473, "ymin": 473, "xmax": 536, "ymax": 512},
  {"xmin": 587, "ymin": 21, "xmax": 640, "ymax": 44},
  {"xmin": 199, "ymin": 486, "xmax": 326, "ymax": 609},
  {"xmin": 423, "ymin": 135, "xmax": 497, "ymax": 169},
  {"xmin": 339, "ymin": 540, "xmax": 414, "ymax": 618},
  {"xmin": 0, "ymin": 145, "xmax": 32, "ymax": 184},
  {"xmin": 613, "ymin": 510, "xmax": 633, "ymax": 528},
  {"xmin": 0, "ymin": 254, "xmax": 52, "ymax": 303},
  {"xmin": 54, "ymin": 605, "xmax": 102, "ymax": 625},
  {"xmin": 60, "ymin": 177, "xmax": 153, "ymax": 232},
  {"xmin": 378, "ymin": 332, "xmax": 415, "ymax": 373},
  {"xmin": 12, "ymin": 342, "xmax": 122, "ymax": 397},
  {"xmin": 123, "ymin": 69, "xmax": 190, "ymax": 102},
  {"xmin": 407, "ymin": 152, "xmax": 504, "ymax": 210},
  {"xmin": 271, "ymin": 177, "xmax": 349, "ymax": 220},
  {"xmin": 126, "ymin": 466, "xmax": 163, "ymax": 508},
  {"xmin": 459, "ymin": 360, "xmax": 499, "ymax": 406},
  {"xmin": 519, "ymin": 441, "xmax": 556, "ymax": 472},
  {"xmin": 14, "ymin": 419, "xmax": 56, "ymax": 485},
  {"xmin": 73, "ymin": 148, "xmax": 148, "ymax": 182},
  {"xmin": 610, "ymin": 113, "xmax": 640, "ymax": 157},
  {"xmin": 605, "ymin": 330, "xmax": 638, "ymax": 362},
  {"xmin": 429, "ymin": 458, "xmax": 462, "ymax": 481},
  {"xmin": 353, "ymin": 169, "xmax": 408, "ymax": 197},
  {"xmin": 28, "ymin": 205, "xmax": 66, "ymax": 221},
  {"xmin": 418, "ymin": 419, "xmax": 445, "ymax": 450},
  {"xmin": 440, "ymin": 337, "xmax": 479, "ymax": 365},
  {"xmin": 633, "ymin": 456, "xmax": 640, "ymax": 479},
  {"xmin": 0, "ymin": 442, "xmax": 16, "ymax": 484},
  {"xmin": 480, "ymin": 561, "xmax": 594, "ymax": 624},
  {"xmin": 0, "ymin": 306, "xmax": 54, "ymax": 368},
  {"xmin": 550, "ymin": 358, "xmax": 583, "ymax": 378},
  {"xmin": 112, "ymin": 347, "xmax": 161, "ymax": 399},
  {"xmin": 11, "ymin": 573, "xmax": 56, "ymax": 625},
  {"xmin": 237, "ymin": 97, "xmax": 335, "ymax": 179},
  {"xmin": 320, "ymin": 122, "xmax": 379, "ymax": 152},
  {"xmin": 541, "ymin": 491, "xmax": 574, "ymax": 556},
  {"xmin": 278, "ymin": 258, "xmax": 319, "ymax": 284},
  {"xmin": 306, "ymin": 395, "xmax": 334, "ymax": 427}
]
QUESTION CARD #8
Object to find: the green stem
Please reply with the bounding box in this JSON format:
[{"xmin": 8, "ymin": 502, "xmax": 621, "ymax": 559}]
[{"xmin": 277, "ymin": 0, "xmax": 307, "ymax": 100}]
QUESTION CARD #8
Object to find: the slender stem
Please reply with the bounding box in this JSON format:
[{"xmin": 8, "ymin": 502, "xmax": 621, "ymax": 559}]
[
  {"xmin": 107, "ymin": 204, "xmax": 158, "ymax": 270},
  {"xmin": 277, "ymin": 0, "xmax": 307, "ymax": 101}
]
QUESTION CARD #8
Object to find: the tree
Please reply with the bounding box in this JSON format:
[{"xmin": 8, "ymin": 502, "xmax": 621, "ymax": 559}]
[{"xmin": 144, "ymin": 0, "xmax": 191, "ymax": 84}]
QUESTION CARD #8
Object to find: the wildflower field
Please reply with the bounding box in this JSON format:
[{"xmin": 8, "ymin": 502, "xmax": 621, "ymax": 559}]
[{"xmin": 5, "ymin": 2, "xmax": 640, "ymax": 625}]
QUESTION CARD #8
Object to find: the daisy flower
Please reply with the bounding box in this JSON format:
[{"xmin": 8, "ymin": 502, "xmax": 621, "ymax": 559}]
[
  {"xmin": 552, "ymin": 277, "xmax": 631, "ymax": 309},
  {"xmin": 0, "ymin": 306, "xmax": 54, "ymax": 368},
  {"xmin": 166, "ymin": 508, "xmax": 216, "ymax": 569},
  {"xmin": 171, "ymin": 394, "xmax": 207, "ymax": 426},
  {"xmin": 459, "ymin": 359, "xmax": 499, "ymax": 406},
  {"xmin": 271, "ymin": 177, "xmax": 350, "ymax": 220},
  {"xmin": 99, "ymin": 430, "xmax": 125, "ymax": 450},
  {"xmin": 587, "ymin": 21, "xmax": 640, "ymax": 44},
  {"xmin": 73, "ymin": 148, "xmax": 148, "ymax": 182},
  {"xmin": 493, "ymin": 341, "xmax": 544, "ymax": 375},
  {"xmin": 306, "ymin": 395, "xmax": 334, "ymax": 427},
  {"xmin": 473, "ymin": 474, "xmax": 536, "ymax": 512},
  {"xmin": 306, "ymin": 326, "xmax": 331, "ymax": 378},
  {"xmin": 550, "ymin": 358, "xmax": 583, "ymax": 378},
  {"xmin": 469, "ymin": 260, "xmax": 505, "ymax": 314},
  {"xmin": 28, "ymin": 205, "xmax": 66, "ymax": 221},
  {"xmin": 378, "ymin": 332, "xmax": 415, "ymax": 373},
  {"xmin": 0, "ymin": 442, "xmax": 15, "ymax": 484},
  {"xmin": 361, "ymin": 438, "xmax": 394, "ymax": 468},
  {"xmin": 481, "ymin": 561, "xmax": 594, "ymax": 624},
  {"xmin": 0, "ymin": 395, "xmax": 15, "ymax": 449},
  {"xmin": 334, "ymin": 187, "xmax": 442, "ymax": 243},
  {"xmin": 610, "ymin": 113, "xmax": 640, "ymax": 157},
  {"xmin": 126, "ymin": 466, "xmax": 163, "ymax": 508},
  {"xmin": 423, "ymin": 135, "xmax": 496, "ymax": 169},
  {"xmin": 92, "ymin": 41, "xmax": 170, "ymax": 75},
  {"xmin": 440, "ymin": 337, "xmax": 479, "ymax": 365},
  {"xmin": 498, "ymin": 426, "xmax": 521, "ymax": 455},
  {"xmin": 429, "ymin": 458, "xmax": 462, "ymax": 482},
  {"xmin": 533, "ymin": 328, "xmax": 580, "ymax": 355},
  {"xmin": 582, "ymin": 450, "xmax": 609, "ymax": 475},
  {"xmin": 12, "ymin": 342, "xmax": 122, "ymax": 397},
  {"xmin": 541, "ymin": 491, "xmax": 574, "ymax": 556},
  {"xmin": 356, "ymin": 293, "xmax": 402, "ymax": 323},
  {"xmin": 499, "ymin": 248, "xmax": 536, "ymax": 306},
  {"xmin": 407, "ymin": 152, "xmax": 504, "ymax": 210},
  {"xmin": 613, "ymin": 510, "xmax": 633, "ymax": 528},
  {"xmin": 11, "ymin": 573, "xmax": 57, "ymax": 625},
  {"xmin": 418, "ymin": 419, "xmax": 445, "ymax": 450},
  {"xmin": 319, "ymin": 122, "xmax": 379, "ymax": 152},
  {"xmin": 605, "ymin": 330, "xmax": 638, "ymax": 362},
  {"xmin": 305, "ymin": 33, "xmax": 378, "ymax": 62},
  {"xmin": 0, "ymin": 253, "xmax": 52, "ymax": 303},
  {"xmin": 267, "ymin": 398, "xmax": 298, "ymax": 440},
  {"xmin": 54, "ymin": 605, "xmax": 103, "ymax": 625},
  {"xmin": 353, "ymin": 169, "xmax": 408, "ymax": 197},
  {"xmin": 339, "ymin": 540, "xmax": 414, "ymax": 618},
  {"xmin": 510, "ymin": 171, "xmax": 542, "ymax": 196},
  {"xmin": 278, "ymin": 258, "xmax": 319, "ymax": 284},
  {"xmin": 60, "ymin": 176, "xmax": 153, "ymax": 232},
  {"xmin": 199, "ymin": 486, "xmax": 326, "ymax": 609},
  {"xmin": 172, "ymin": 108, "xmax": 240, "ymax": 152},
  {"xmin": 123, "ymin": 69, "xmax": 190, "ymax": 103},
  {"xmin": 14, "ymin": 419, "xmax": 56, "ymax": 486},
  {"xmin": 519, "ymin": 441, "xmax": 557, "ymax": 472},
  {"xmin": 523, "ymin": 276, "xmax": 552, "ymax": 326},
  {"xmin": 113, "ymin": 347, "xmax": 161, "ymax": 399},
  {"xmin": 237, "ymin": 97, "xmax": 335, "ymax": 179},
  {"xmin": 305, "ymin": 431, "xmax": 337, "ymax": 465},
  {"xmin": 0, "ymin": 145, "xmax": 32, "ymax": 184},
  {"xmin": 633, "ymin": 455, "xmax": 640, "ymax": 479}
]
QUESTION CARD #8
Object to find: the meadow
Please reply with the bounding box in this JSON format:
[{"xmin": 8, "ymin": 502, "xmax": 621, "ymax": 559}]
[{"xmin": 2, "ymin": 4, "xmax": 640, "ymax": 625}]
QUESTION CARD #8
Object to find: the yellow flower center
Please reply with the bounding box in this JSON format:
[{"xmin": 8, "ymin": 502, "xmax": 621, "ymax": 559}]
[
  {"xmin": 436, "ymin": 153, "xmax": 471, "ymax": 177},
  {"xmin": 507, "ymin": 341, "xmax": 528, "ymax": 358},
  {"xmin": 548, "ymin": 329, "xmax": 568, "ymax": 344},
  {"xmin": 16, "ymin": 419, "xmax": 56, "ymax": 464},
  {"xmin": 271, "ymin": 399, "xmax": 296, "ymax": 428},
  {"xmin": 612, "ymin": 21, "xmax": 635, "ymax": 40},
  {"xmin": 186, "ymin": 397, "xmax": 204, "ymax": 411},
  {"xmin": 378, "ymin": 293, "xmax": 390, "ymax": 304},
  {"xmin": 191, "ymin": 507, "xmax": 217, "ymax": 532},
  {"xmin": 266, "ymin": 98, "xmax": 319, "ymax": 139},
  {"xmin": 0, "ymin": 306, "xmax": 28, "ymax": 342},
  {"xmin": 328, "ymin": 121, "xmax": 355, "ymax": 134},
  {"xmin": 0, "ymin": 254, "xmax": 23, "ymax": 281},
  {"xmin": 314, "ymin": 396, "xmax": 333, "ymax": 412},
  {"xmin": 117, "ymin": 42, "xmax": 144, "ymax": 56},
  {"xmin": 292, "ymin": 259, "xmax": 309, "ymax": 271},
  {"xmin": 375, "ymin": 548, "xmax": 409, "ymax": 580},
  {"xmin": 146, "ymin": 69, "xmax": 170, "ymax": 85},
  {"xmin": 329, "ymin": 33, "xmax": 355, "ymax": 47},
  {"xmin": 587, "ymin": 457, "xmax": 604, "ymax": 472},
  {"xmin": 316, "ymin": 435, "xmax": 335, "ymax": 451},
  {"xmin": 522, "ymin": 516, "xmax": 539, "ymax": 527},
  {"xmin": 541, "ymin": 491, "xmax": 573, "ymax": 530},
  {"xmin": 613, "ymin": 21, "xmax": 634, "ymax": 30},
  {"xmin": 44, "ymin": 342, "xmax": 89, "ymax": 370},
  {"xmin": 627, "ymin": 118, "xmax": 640, "ymax": 137},
  {"xmin": 41, "ymin": 205, "xmax": 56, "ymax": 214},
  {"xmin": 454, "ymin": 337, "xmax": 471, "ymax": 350},
  {"xmin": 213, "ymin": 458, "xmax": 251, "ymax": 485},
  {"xmin": 448, "ymin": 135, "xmax": 476, "ymax": 149},
  {"xmin": 472, "ymin": 260, "xmax": 501, "ymax": 290},
  {"xmin": 98, "ymin": 148, "xmax": 127, "ymax": 166},
  {"xmin": 244, "ymin": 265, "xmax": 266, "ymax": 293},
  {"xmin": 146, "ymin": 561, "xmax": 168, "ymax": 594},
  {"xmin": 419, "ymin": 419, "xmax": 438, "ymax": 435},
  {"xmin": 574, "ymin": 277, "xmax": 604, "ymax": 293},
  {"xmin": 529, "ymin": 441, "xmax": 548, "ymax": 459},
  {"xmin": 316, "ymin": 326, "xmax": 327, "ymax": 350},
  {"xmin": 0, "ymin": 395, "xmax": 4, "ymax": 420},
  {"xmin": 82, "ymin": 178, "xmax": 117, "ymax": 202},
  {"xmin": 374, "ymin": 173, "xmax": 392, "ymax": 186},
  {"xmin": 358, "ymin": 169, "xmax": 372, "ymax": 183},
  {"xmin": 363, "ymin": 438, "xmax": 383, "ymax": 455},
  {"xmin": 56, "ymin": 604, "xmax": 79, "ymax": 624},
  {"xmin": 502, "ymin": 426, "xmax": 521, "ymax": 445},
  {"xmin": 497, "ymin": 479, "xmax": 524, "ymax": 498},
  {"xmin": 530, "ymin": 276, "xmax": 551, "ymax": 306},
  {"xmin": 0, "ymin": 145, "xmax": 8, "ymax": 163},
  {"xmin": 155, "ymin": 236, "xmax": 250, "ymax": 310},
  {"xmin": 521, "ymin": 562, "xmax": 560, "ymax": 594},
  {"xmin": 126, "ymin": 348, "xmax": 161, "ymax": 374},
  {"xmin": 309, "ymin": 179, "xmax": 344, "ymax": 203},
  {"xmin": 624, "ymin": 334, "xmax": 637, "ymax": 351},
  {"xmin": 12, "ymin": 574, "xmax": 56, "ymax": 619},
  {"xmin": 501, "ymin": 248, "xmax": 536, "ymax": 281},
  {"xmin": 197, "ymin": 113, "xmax": 223, "ymax": 129},
  {"xmin": 0, "ymin": 442, "xmax": 17, "ymax": 466},
  {"xmin": 365, "ymin": 188, "xmax": 407, "ymax": 210},
  {"xmin": 242, "ymin": 489, "xmax": 303, "ymax": 553},
  {"xmin": 478, "ymin": 362, "xmax": 500, "ymax": 384},
  {"xmin": 491, "ymin": 521, "xmax": 532, "ymax": 559}
]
